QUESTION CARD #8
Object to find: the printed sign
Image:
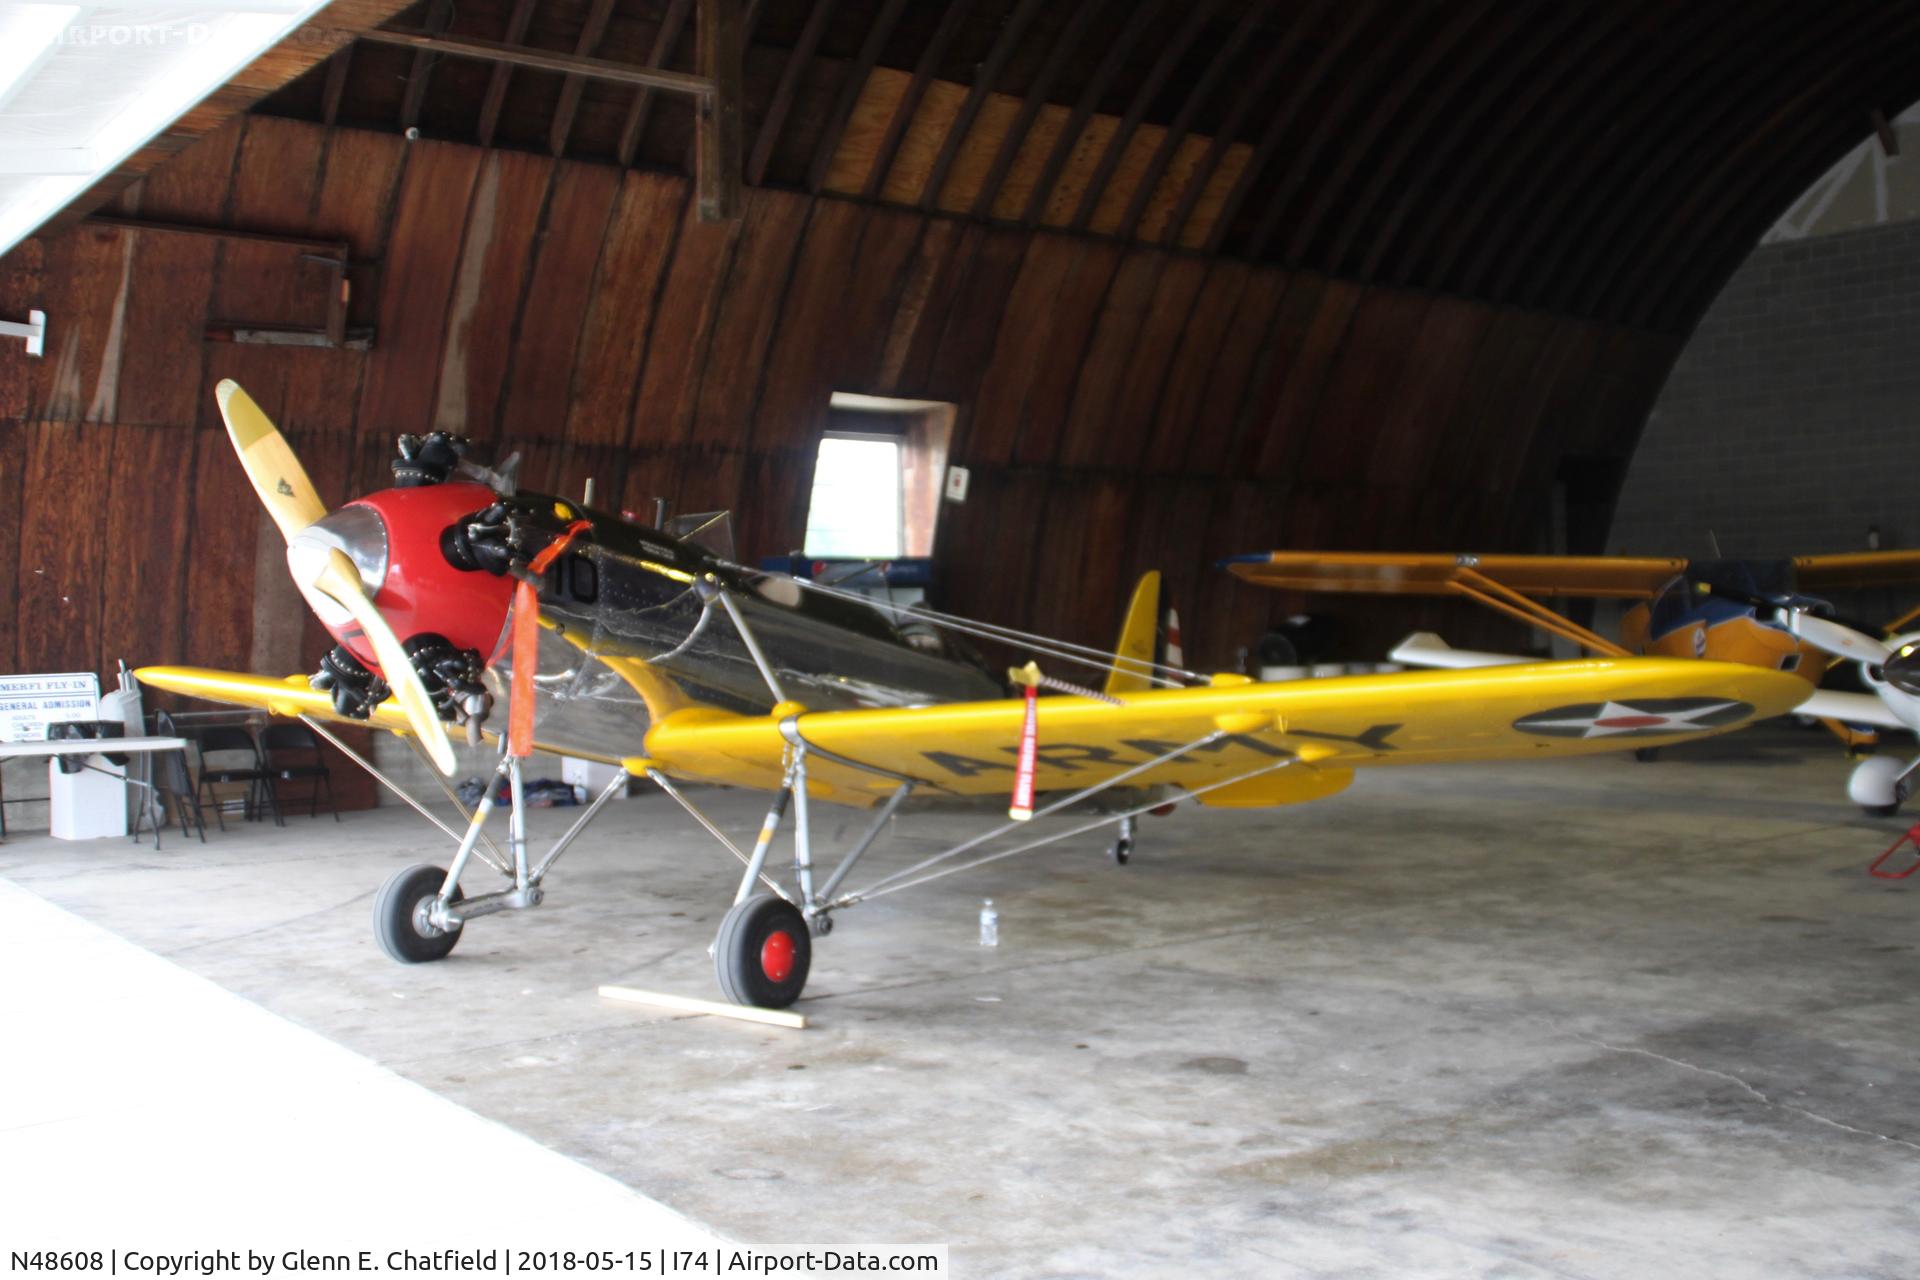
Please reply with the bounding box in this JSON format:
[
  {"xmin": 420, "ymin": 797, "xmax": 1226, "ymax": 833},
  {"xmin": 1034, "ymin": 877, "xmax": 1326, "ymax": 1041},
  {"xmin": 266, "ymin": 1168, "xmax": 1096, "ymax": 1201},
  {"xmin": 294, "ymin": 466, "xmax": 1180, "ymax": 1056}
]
[{"xmin": 0, "ymin": 672, "xmax": 101, "ymax": 744}]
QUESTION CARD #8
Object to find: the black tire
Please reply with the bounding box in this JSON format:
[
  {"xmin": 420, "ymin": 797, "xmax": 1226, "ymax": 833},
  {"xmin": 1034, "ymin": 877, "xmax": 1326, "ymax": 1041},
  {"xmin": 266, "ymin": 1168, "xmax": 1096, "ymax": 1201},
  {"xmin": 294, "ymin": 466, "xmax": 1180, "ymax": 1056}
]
[
  {"xmin": 714, "ymin": 894, "xmax": 811, "ymax": 1008},
  {"xmin": 374, "ymin": 863, "xmax": 464, "ymax": 963},
  {"xmin": 1109, "ymin": 835, "xmax": 1133, "ymax": 865},
  {"xmin": 1633, "ymin": 747, "xmax": 1661, "ymax": 763},
  {"xmin": 1863, "ymin": 802, "xmax": 1902, "ymax": 819}
]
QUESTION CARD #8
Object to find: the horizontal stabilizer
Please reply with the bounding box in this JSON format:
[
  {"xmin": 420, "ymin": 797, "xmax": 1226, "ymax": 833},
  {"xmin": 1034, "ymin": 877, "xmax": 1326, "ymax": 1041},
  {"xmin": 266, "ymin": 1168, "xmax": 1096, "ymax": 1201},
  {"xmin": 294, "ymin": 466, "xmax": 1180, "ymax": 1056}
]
[{"xmin": 1389, "ymin": 632, "xmax": 1527, "ymax": 670}]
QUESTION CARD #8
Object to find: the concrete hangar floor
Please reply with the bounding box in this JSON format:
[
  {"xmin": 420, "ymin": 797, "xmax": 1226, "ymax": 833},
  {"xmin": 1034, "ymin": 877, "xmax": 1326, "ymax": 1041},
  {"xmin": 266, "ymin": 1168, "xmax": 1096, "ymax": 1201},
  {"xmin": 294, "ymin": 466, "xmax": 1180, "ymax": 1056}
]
[{"xmin": 3, "ymin": 724, "xmax": 1917, "ymax": 1278}]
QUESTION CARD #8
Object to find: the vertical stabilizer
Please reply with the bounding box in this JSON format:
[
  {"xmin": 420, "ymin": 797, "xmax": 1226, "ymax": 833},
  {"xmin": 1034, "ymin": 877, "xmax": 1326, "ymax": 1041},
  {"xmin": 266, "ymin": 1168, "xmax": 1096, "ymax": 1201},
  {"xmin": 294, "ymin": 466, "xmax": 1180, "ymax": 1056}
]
[{"xmin": 1105, "ymin": 571, "xmax": 1162, "ymax": 696}]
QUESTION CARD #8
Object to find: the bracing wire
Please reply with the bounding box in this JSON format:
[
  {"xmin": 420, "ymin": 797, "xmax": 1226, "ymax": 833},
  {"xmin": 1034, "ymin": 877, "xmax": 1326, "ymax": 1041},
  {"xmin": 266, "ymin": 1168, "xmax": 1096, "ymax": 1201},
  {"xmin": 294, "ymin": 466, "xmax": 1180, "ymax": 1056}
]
[{"xmin": 718, "ymin": 560, "xmax": 1209, "ymax": 689}]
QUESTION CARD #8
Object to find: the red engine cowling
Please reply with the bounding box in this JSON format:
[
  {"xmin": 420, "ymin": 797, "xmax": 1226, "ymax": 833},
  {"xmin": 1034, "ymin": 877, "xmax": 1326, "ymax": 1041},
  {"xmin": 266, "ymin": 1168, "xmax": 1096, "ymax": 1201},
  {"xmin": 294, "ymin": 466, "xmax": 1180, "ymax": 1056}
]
[{"xmin": 290, "ymin": 481, "xmax": 514, "ymax": 674}]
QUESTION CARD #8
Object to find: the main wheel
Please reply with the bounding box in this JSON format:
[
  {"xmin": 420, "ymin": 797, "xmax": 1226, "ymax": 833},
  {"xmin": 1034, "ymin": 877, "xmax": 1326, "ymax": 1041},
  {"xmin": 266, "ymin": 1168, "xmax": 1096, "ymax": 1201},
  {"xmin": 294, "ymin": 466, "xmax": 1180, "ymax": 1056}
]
[
  {"xmin": 713, "ymin": 894, "xmax": 811, "ymax": 1008},
  {"xmin": 374, "ymin": 863, "xmax": 464, "ymax": 963},
  {"xmin": 1632, "ymin": 747, "xmax": 1661, "ymax": 763}
]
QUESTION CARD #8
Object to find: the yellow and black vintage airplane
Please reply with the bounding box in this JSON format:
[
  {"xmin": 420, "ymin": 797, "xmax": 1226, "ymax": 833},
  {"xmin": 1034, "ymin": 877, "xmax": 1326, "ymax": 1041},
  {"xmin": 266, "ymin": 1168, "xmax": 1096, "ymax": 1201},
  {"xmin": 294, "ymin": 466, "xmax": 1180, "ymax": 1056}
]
[{"xmin": 141, "ymin": 383, "xmax": 1811, "ymax": 1008}]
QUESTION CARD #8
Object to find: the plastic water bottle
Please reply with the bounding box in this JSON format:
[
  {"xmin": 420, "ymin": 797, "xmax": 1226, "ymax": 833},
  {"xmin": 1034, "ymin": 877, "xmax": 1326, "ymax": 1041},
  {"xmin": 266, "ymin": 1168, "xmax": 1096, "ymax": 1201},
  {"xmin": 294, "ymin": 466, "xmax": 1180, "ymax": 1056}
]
[{"xmin": 978, "ymin": 899, "xmax": 999, "ymax": 947}]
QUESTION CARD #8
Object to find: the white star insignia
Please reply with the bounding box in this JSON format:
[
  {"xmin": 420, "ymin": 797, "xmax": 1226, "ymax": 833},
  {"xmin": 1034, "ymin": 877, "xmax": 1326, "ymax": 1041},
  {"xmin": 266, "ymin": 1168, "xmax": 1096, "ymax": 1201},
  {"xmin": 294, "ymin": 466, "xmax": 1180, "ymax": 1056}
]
[{"xmin": 1524, "ymin": 700, "xmax": 1744, "ymax": 738}]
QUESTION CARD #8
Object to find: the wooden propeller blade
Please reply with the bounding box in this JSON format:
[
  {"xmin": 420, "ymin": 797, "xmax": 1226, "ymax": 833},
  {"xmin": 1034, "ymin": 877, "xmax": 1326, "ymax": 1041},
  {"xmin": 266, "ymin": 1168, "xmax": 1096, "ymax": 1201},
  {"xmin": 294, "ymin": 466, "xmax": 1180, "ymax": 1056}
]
[
  {"xmin": 215, "ymin": 379, "xmax": 327, "ymax": 542},
  {"xmin": 309, "ymin": 548, "xmax": 458, "ymax": 777}
]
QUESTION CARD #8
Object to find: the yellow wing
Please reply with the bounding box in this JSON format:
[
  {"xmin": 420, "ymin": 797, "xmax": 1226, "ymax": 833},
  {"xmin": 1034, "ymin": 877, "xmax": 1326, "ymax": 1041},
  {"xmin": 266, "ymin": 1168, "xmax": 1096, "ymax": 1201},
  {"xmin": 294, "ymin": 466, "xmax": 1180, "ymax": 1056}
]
[
  {"xmin": 635, "ymin": 659, "xmax": 1809, "ymax": 807},
  {"xmin": 1223, "ymin": 551, "xmax": 1688, "ymax": 599},
  {"xmin": 134, "ymin": 666, "xmax": 627, "ymax": 765},
  {"xmin": 1791, "ymin": 550, "xmax": 1920, "ymax": 591}
]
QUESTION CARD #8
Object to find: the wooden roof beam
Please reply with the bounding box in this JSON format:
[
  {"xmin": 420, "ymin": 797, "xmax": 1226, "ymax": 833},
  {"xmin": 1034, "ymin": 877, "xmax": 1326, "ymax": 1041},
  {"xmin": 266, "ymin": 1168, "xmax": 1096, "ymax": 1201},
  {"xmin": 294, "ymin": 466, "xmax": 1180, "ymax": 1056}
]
[
  {"xmin": 1020, "ymin": 0, "xmax": 1165, "ymax": 228},
  {"xmin": 1118, "ymin": 0, "xmax": 1270, "ymax": 242},
  {"xmin": 321, "ymin": 45, "xmax": 352, "ymax": 127},
  {"xmin": 749, "ymin": 0, "xmax": 840, "ymax": 186},
  {"xmin": 968, "ymin": 0, "xmax": 1104, "ymax": 221},
  {"xmin": 919, "ymin": 0, "xmax": 1049, "ymax": 211},
  {"xmin": 550, "ymin": 0, "xmax": 622, "ymax": 156},
  {"xmin": 616, "ymin": 0, "xmax": 696, "ymax": 167},
  {"xmin": 1204, "ymin": 3, "xmax": 1373, "ymax": 255},
  {"xmin": 1163, "ymin": 3, "xmax": 1305, "ymax": 249},
  {"xmin": 475, "ymin": 0, "xmax": 537, "ymax": 148},
  {"xmin": 805, "ymin": 0, "xmax": 910, "ymax": 194},
  {"xmin": 861, "ymin": 0, "xmax": 978, "ymax": 202},
  {"xmin": 397, "ymin": 0, "xmax": 454, "ymax": 131},
  {"xmin": 696, "ymin": 0, "xmax": 744, "ymax": 221},
  {"xmin": 1068, "ymin": 0, "xmax": 1223, "ymax": 234},
  {"xmin": 361, "ymin": 29, "xmax": 715, "ymax": 96}
]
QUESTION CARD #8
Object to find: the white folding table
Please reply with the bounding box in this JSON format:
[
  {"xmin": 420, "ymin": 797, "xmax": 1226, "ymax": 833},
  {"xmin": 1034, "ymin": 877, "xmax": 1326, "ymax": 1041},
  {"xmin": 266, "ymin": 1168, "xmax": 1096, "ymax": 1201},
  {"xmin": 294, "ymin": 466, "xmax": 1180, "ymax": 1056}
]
[{"xmin": 0, "ymin": 737, "xmax": 188, "ymax": 841}]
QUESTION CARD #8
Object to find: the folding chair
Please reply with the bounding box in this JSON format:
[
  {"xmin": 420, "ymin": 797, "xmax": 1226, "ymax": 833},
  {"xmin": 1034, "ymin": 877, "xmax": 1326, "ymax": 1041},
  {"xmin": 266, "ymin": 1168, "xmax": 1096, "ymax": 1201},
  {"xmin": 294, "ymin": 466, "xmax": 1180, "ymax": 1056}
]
[
  {"xmin": 140, "ymin": 713, "xmax": 208, "ymax": 847},
  {"xmin": 260, "ymin": 722, "xmax": 340, "ymax": 822},
  {"xmin": 195, "ymin": 725, "xmax": 283, "ymax": 828}
]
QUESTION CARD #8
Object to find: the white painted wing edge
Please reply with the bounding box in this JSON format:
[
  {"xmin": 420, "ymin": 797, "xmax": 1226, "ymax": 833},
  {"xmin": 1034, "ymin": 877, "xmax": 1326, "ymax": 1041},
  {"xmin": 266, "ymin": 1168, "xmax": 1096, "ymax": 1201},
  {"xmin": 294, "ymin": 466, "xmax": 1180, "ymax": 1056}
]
[
  {"xmin": 1797, "ymin": 689, "xmax": 1912, "ymax": 731},
  {"xmin": 1389, "ymin": 631, "xmax": 1528, "ymax": 669},
  {"xmin": 1786, "ymin": 611, "xmax": 1894, "ymax": 663}
]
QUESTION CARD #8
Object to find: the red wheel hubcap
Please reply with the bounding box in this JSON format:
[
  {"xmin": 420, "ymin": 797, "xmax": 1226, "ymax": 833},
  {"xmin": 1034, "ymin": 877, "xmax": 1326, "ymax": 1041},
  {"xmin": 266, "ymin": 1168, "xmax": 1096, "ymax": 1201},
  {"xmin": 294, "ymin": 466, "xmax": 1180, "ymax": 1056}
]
[{"xmin": 760, "ymin": 930, "xmax": 796, "ymax": 983}]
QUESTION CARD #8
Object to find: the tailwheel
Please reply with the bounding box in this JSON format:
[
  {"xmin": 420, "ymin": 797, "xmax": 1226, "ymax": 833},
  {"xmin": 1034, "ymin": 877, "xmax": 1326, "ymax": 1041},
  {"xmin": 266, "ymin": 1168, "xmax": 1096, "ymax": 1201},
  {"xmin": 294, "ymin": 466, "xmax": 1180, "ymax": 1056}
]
[
  {"xmin": 374, "ymin": 863, "xmax": 464, "ymax": 963},
  {"xmin": 1632, "ymin": 747, "xmax": 1661, "ymax": 763},
  {"xmin": 714, "ymin": 894, "xmax": 811, "ymax": 1009},
  {"xmin": 1109, "ymin": 814, "xmax": 1135, "ymax": 865}
]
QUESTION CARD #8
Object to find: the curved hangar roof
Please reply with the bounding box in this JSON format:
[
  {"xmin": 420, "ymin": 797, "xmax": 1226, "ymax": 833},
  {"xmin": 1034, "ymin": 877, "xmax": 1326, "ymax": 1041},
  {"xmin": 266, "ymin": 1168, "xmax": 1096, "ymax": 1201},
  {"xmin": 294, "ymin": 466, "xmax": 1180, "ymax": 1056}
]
[{"xmin": 245, "ymin": 0, "xmax": 1920, "ymax": 335}]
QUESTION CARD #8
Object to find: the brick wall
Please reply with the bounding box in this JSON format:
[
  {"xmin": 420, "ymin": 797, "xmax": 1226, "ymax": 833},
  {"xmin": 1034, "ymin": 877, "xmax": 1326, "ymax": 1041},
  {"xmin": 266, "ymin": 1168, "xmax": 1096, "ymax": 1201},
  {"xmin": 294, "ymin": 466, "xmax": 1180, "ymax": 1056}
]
[{"xmin": 1611, "ymin": 220, "xmax": 1920, "ymax": 563}]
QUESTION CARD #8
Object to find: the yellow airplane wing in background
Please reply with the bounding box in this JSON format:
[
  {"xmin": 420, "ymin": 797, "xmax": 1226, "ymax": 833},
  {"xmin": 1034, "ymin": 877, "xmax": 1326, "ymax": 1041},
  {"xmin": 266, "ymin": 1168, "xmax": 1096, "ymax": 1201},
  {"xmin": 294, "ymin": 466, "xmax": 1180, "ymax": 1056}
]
[
  {"xmin": 1792, "ymin": 550, "xmax": 1920, "ymax": 591},
  {"xmin": 636, "ymin": 659, "xmax": 1809, "ymax": 808},
  {"xmin": 1222, "ymin": 551, "xmax": 1688, "ymax": 599}
]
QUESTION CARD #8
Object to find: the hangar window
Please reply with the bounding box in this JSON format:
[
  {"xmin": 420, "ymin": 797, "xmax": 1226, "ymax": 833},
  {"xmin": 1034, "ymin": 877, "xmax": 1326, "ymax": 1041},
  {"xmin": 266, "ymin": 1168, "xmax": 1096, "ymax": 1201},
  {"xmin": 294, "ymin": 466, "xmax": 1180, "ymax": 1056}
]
[{"xmin": 802, "ymin": 394, "xmax": 955, "ymax": 560}]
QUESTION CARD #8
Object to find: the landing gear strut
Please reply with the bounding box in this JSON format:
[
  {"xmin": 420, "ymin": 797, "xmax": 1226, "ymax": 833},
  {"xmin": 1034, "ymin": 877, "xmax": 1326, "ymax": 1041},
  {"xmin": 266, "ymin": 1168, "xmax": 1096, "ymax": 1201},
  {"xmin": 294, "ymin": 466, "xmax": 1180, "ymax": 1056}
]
[{"xmin": 1109, "ymin": 814, "xmax": 1135, "ymax": 864}]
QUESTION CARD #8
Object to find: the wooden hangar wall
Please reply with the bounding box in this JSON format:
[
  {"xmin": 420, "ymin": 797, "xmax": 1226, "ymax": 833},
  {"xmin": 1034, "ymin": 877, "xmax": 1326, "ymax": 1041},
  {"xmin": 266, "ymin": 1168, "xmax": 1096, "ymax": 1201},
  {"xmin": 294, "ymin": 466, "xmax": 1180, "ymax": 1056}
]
[{"xmin": 0, "ymin": 112, "xmax": 1676, "ymax": 686}]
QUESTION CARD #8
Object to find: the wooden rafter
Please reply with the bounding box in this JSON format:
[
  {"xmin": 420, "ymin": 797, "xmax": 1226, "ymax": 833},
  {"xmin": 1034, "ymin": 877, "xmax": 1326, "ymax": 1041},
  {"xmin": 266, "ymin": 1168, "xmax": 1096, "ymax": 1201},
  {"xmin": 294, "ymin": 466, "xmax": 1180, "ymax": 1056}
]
[
  {"xmin": 1068, "ymin": 0, "xmax": 1221, "ymax": 233},
  {"xmin": 861, "ymin": 0, "xmax": 978, "ymax": 202},
  {"xmin": 1566, "ymin": 0, "xmax": 1820, "ymax": 318},
  {"xmin": 750, "ymin": 0, "xmax": 841, "ymax": 186},
  {"xmin": 1459, "ymin": 1, "xmax": 1735, "ymax": 305},
  {"xmin": 321, "ymin": 46, "xmax": 353, "ymax": 128},
  {"xmin": 617, "ymin": 0, "xmax": 697, "ymax": 168},
  {"xmin": 968, "ymin": 0, "xmax": 1105, "ymax": 220},
  {"xmin": 1020, "ymin": 0, "xmax": 1165, "ymax": 227},
  {"xmin": 550, "ymin": 0, "xmax": 622, "ymax": 157},
  {"xmin": 1204, "ymin": 3, "xmax": 1374, "ymax": 255},
  {"xmin": 1117, "ymin": 0, "xmax": 1270, "ymax": 242},
  {"xmin": 1280, "ymin": 0, "xmax": 1495, "ymax": 266},
  {"xmin": 1358, "ymin": 0, "xmax": 1592, "ymax": 282},
  {"xmin": 697, "ymin": 0, "xmax": 744, "ymax": 221},
  {"xmin": 476, "ymin": 0, "xmax": 537, "ymax": 149},
  {"xmin": 806, "ymin": 0, "xmax": 910, "ymax": 193},
  {"xmin": 1163, "ymin": 2, "xmax": 1307, "ymax": 249},
  {"xmin": 1335, "ymin": 1, "xmax": 1549, "ymax": 278},
  {"xmin": 919, "ymin": 0, "xmax": 1049, "ymax": 211},
  {"xmin": 1246, "ymin": 6, "xmax": 1441, "ymax": 260},
  {"xmin": 397, "ymin": 0, "xmax": 455, "ymax": 132},
  {"xmin": 362, "ymin": 30, "xmax": 714, "ymax": 96}
]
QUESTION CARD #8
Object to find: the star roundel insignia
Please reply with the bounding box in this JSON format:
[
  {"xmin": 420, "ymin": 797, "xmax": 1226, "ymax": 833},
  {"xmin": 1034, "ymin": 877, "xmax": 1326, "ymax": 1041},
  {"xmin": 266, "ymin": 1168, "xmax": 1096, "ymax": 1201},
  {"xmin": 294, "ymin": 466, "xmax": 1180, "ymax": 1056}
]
[{"xmin": 1511, "ymin": 698, "xmax": 1754, "ymax": 739}]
